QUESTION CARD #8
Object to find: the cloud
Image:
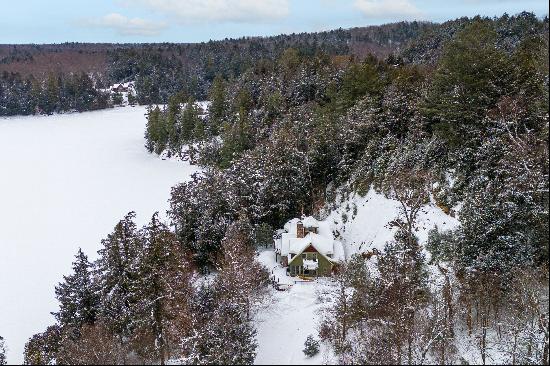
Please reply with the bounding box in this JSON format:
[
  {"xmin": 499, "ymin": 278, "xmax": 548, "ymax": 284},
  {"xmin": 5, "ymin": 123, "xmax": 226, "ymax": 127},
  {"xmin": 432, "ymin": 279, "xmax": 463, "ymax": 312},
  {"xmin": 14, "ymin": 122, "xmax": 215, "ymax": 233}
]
[
  {"xmin": 118, "ymin": 0, "xmax": 290, "ymax": 24},
  {"xmin": 87, "ymin": 13, "xmax": 167, "ymax": 36},
  {"xmin": 354, "ymin": 0, "xmax": 422, "ymax": 19}
]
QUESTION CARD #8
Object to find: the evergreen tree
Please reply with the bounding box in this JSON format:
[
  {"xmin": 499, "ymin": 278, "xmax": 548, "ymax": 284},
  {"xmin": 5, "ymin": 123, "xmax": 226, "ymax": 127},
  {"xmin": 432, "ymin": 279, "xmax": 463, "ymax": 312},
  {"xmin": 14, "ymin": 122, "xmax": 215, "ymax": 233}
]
[
  {"xmin": 145, "ymin": 106, "xmax": 168, "ymax": 154},
  {"xmin": 208, "ymin": 75, "xmax": 228, "ymax": 135},
  {"xmin": 133, "ymin": 213, "xmax": 192, "ymax": 365},
  {"xmin": 0, "ymin": 336, "xmax": 6, "ymax": 365},
  {"xmin": 166, "ymin": 95, "xmax": 182, "ymax": 151},
  {"xmin": 423, "ymin": 20, "xmax": 511, "ymax": 146},
  {"xmin": 303, "ymin": 335, "xmax": 320, "ymax": 358},
  {"xmin": 111, "ymin": 92, "xmax": 123, "ymax": 106},
  {"xmin": 127, "ymin": 89, "xmax": 137, "ymax": 106},
  {"xmin": 23, "ymin": 325, "xmax": 61, "ymax": 365},
  {"xmin": 52, "ymin": 249, "xmax": 99, "ymax": 336},
  {"xmin": 44, "ymin": 73, "xmax": 60, "ymax": 113},
  {"xmin": 95, "ymin": 212, "xmax": 142, "ymax": 340},
  {"xmin": 181, "ymin": 97, "xmax": 199, "ymax": 143}
]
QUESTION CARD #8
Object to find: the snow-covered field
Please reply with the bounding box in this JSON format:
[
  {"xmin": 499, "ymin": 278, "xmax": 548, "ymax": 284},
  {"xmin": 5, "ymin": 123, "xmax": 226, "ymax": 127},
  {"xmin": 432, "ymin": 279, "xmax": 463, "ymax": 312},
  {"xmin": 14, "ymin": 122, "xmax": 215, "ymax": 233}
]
[{"xmin": 0, "ymin": 106, "xmax": 199, "ymax": 364}]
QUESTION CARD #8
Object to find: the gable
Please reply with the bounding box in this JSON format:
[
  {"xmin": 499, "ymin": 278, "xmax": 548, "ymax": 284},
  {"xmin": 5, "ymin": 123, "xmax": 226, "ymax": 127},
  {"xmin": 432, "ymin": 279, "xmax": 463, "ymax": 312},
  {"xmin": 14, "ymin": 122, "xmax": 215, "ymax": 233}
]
[
  {"xmin": 303, "ymin": 244, "xmax": 318, "ymax": 253},
  {"xmin": 288, "ymin": 241, "xmax": 335, "ymax": 266}
]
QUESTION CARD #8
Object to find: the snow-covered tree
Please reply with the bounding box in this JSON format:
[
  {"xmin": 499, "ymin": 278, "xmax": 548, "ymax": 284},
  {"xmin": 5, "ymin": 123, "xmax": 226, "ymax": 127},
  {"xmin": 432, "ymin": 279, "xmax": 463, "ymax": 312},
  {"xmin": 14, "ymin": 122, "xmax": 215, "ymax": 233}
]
[
  {"xmin": 53, "ymin": 249, "xmax": 99, "ymax": 336},
  {"xmin": 95, "ymin": 212, "xmax": 142, "ymax": 339},
  {"xmin": 0, "ymin": 336, "xmax": 6, "ymax": 365},
  {"xmin": 303, "ymin": 335, "xmax": 320, "ymax": 358},
  {"xmin": 132, "ymin": 212, "xmax": 193, "ymax": 365}
]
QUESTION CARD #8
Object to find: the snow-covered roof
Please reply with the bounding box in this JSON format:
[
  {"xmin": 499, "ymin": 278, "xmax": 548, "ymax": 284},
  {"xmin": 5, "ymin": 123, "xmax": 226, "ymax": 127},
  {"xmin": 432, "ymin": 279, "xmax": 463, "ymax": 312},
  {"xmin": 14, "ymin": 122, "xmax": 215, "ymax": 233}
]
[
  {"xmin": 276, "ymin": 232, "xmax": 294, "ymax": 256},
  {"xmin": 275, "ymin": 216, "xmax": 343, "ymax": 263},
  {"xmin": 283, "ymin": 218, "xmax": 301, "ymax": 235},
  {"xmin": 110, "ymin": 82, "xmax": 135, "ymax": 91},
  {"xmin": 289, "ymin": 232, "xmax": 333, "ymax": 256},
  {"xmin": 302, "ymin": 216, "xmax": 319, "ymax": 228}
]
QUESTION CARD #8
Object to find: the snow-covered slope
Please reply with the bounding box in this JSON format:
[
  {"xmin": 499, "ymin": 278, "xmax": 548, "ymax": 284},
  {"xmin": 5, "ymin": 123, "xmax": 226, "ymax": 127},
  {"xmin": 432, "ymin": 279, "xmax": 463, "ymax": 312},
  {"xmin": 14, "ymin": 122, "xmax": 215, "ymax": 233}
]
[
  {"xmin": 323, "ymin": 188, "xmax": 460, "ymax": 259},
  {"xmin": 0, "ymin": 106, "xmax": 199, "ymax": 364},
  {"xmin": 254, "ymin": 188, "xmax": 459, "ymax": 365}
]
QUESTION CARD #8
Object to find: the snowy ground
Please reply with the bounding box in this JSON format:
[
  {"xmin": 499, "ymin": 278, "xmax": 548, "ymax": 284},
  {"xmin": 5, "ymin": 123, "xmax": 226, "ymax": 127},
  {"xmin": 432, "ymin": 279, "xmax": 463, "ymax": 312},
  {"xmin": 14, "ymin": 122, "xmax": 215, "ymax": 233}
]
[
  {"xmin": 323, "ymin": 188, "xmax": 460, "ymax": 258},
  {"xmin": 254, "ymin": 189, "xmax": 459, "ymax": 365},
  {"xmin": 0, "ymin": 106, "xmax": 199, "ymax": 364},
  {"xmin": 255, "ymin": 250, "xmax": 336, "ymax": 365}
]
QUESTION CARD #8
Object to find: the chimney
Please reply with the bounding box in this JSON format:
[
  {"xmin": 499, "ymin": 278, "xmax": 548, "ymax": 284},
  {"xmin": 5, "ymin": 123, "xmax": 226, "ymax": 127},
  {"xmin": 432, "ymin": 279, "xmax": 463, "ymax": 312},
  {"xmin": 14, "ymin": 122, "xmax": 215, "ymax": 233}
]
[{"xmin": 297, "ymin": 221, "xmax": 305, "ymax": 238}]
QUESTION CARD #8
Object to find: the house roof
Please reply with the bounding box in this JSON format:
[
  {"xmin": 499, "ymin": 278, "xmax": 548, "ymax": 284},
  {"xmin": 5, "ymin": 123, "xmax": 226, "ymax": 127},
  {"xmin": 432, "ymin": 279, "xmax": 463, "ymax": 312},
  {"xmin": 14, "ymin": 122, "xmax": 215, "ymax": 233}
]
[
  {"xmin": 302, "ymin": 216, "xmax": 319, "ymax": 228},
  {"xmin": 283, "ymin": 218, "xmax": 301, "ymax": 235},
  {"xmin": 275, "ymin": 216, "xmax": 344, "ymax": 263},
  {"xmin": 289, "ymin": 232, "xmax": 333, "ymax": 256},
  {"xmin": 278, "ymin": 232, "xmax": 294, "ymax": 256}
]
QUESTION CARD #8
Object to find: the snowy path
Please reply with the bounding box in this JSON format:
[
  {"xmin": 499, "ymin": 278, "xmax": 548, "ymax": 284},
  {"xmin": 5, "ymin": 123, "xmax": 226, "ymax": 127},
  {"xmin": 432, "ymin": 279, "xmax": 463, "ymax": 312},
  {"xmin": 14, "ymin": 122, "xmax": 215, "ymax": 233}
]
[
  {"xmin": 255, "ymin": 250, "xmax": 335, "ymax": 365},
  {"xmin": 0, "ymin": 106, "xmax": 199, "ymax": 364}
]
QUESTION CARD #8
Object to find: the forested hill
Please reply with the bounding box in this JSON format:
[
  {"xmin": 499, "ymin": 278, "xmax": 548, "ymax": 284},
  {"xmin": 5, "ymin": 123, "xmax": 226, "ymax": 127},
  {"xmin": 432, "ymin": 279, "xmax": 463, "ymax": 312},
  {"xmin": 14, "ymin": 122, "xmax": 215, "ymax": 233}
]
[
  {"xmin": 0, "ymin": 21, "xmax": 427, "ymax": 77},
  {"xmin": 1, "ymin": 12, "xmax": 547, "ymax": 115},
  {"xmin": 0, "ymin": 21, "xmax": 428, "ymax": 115},
  {"xmin": 17, "ymin": 11, "xmax": 549, "ymax": 365}
]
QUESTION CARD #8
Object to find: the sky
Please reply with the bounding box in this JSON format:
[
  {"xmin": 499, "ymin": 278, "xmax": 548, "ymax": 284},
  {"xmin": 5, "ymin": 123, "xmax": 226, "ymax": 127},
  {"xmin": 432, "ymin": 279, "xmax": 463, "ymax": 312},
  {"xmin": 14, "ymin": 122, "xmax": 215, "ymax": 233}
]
[{"xmin": 0, "ymin": 0, "xmax": 548, "ymax": 44}]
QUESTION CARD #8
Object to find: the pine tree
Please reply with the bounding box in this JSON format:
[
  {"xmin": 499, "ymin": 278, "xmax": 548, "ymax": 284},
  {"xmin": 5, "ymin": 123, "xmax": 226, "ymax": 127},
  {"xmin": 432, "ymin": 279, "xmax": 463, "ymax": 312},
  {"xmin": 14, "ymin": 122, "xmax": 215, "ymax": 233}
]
[
  {"xmin": 53, "ymin": 249, "xmax": 99, "ymax": 337},
  {"xmin": 208, "ymin": 75, "xmax": 228, "ymax": 135},
  {"xmin": 423, "ymin": 20, "xmax": 511, "ymax": 146},
  {"xmin": 111, "ymin": 92, "xmax": 123, "ymax": 106},
  {"xmin": 0, "ymin": 336, "xmax": 6, "ymax": 365},
  {"xmin": 23, "ymin": 325, "xmax": 61, "ymax": 365},
  {"xmin": 44, "ymin": 73, "xmax": 59, "ymax": 114},
  {"xmin": 303, "ymin": 335, "xmax": 320, "ymax": 358},
  {"xmin": 145, "ymin": 106, "xmax": 167, "ymax": 153},
  {"xmin": 127, "ymin": 89, "xmax": 137, "ymax": 106},
  {"xmin": 181, "ymin": 97, "xmax": 199, "ymax": 143},
  {"xmin": 166, "ymin": 95, "xmax": 182, "ymax": 151},
  {"xmin": 377, "ymin": 230, "xmax": 429, "ymax": 364},
  {"xmin": 132, "ymin": 213, "xmax": 192, "ymax": 365},
  {"xmin": 95, "ymin": 212, "xmax": 141, "ymax": 340},
  {"xmin": 202, "ymin": 300, "xmax": 258, "ymax": 365}
]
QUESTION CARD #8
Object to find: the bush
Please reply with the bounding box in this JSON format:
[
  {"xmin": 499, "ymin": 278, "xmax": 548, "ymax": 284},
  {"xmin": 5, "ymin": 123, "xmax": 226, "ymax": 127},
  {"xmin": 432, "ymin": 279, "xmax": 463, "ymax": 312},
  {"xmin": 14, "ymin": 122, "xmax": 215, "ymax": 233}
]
[{"xmin": 303, "ymin": 335, "xmax": 320, "ymax": 358}]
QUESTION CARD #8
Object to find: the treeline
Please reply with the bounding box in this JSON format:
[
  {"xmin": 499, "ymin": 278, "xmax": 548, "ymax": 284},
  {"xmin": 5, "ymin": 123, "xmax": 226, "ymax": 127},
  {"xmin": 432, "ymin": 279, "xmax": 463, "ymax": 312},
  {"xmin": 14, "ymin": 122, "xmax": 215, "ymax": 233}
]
[
  {"xmin": 106, "ymin": 28, "xmax": 353, "ymax": 105},
  {"xmin": 401, "ymin": 11, "xmax": 549, "ymax": 64},
  {"xmin": 4, "ymin": 14, "xmax": 544, "ymax": 116},
  {"xmin": 23, "ymin": 213, "xmax": 268, "ymax": 365},
  {"xmin": 0, "ymin": 71, "xmax": 108, "ymax": 116}
]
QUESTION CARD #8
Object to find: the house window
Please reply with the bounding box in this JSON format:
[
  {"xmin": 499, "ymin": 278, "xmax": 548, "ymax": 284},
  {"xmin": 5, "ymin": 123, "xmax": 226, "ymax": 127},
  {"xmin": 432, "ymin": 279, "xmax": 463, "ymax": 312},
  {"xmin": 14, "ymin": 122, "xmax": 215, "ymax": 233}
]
[{"xmin": 302, "ymin": 253, "xmax": 306, "ymax": 259}]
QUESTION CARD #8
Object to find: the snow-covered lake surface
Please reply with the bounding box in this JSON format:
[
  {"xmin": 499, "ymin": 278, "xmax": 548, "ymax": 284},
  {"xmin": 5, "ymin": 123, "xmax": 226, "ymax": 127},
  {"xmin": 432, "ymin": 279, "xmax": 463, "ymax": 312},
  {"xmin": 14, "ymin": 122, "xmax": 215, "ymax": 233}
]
[{"xmin": 0, "ymin": 106, "xmax": 199, "ymax": 364}]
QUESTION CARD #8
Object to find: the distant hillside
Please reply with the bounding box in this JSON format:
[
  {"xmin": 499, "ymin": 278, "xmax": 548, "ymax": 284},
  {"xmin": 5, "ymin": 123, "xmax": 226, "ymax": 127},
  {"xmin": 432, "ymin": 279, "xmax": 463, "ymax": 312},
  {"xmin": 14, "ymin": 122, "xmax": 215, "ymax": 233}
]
[
  {"xmin": 0, "ymin": 21, "xmax": 433, "ymax": 80},
  {"xmin": 1, "ymin": 13, "xmax": 547, "ymax": 115}
]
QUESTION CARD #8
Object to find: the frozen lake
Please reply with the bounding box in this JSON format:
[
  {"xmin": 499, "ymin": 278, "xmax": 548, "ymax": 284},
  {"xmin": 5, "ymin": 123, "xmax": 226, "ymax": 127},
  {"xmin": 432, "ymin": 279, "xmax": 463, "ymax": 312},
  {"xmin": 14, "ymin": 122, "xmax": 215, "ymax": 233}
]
[{"xmin": 0, "ymin": 106, "xmax": 198, "ymax": 364}]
